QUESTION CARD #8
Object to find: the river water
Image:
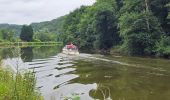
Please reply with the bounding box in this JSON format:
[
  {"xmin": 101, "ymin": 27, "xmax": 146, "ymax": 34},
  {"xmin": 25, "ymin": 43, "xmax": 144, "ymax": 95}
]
[{"xmin": 1, "ymin": 46, "xmax": 170, "ymax": 100}]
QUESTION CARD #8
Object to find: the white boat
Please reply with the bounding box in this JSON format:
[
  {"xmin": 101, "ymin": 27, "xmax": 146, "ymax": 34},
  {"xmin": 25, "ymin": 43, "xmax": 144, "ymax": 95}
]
[{"xmin": 62, "ymin": 44, "xmax": 79, "ymax": 55}]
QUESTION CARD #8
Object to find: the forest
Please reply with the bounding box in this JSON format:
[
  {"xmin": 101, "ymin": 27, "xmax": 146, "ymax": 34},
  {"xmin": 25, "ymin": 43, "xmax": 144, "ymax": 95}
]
[
  {"xmin": 0, "ymin": 0, "xmax": 169, "ymax": 58},
  {"xmin": 59, "ymin": 0, "xmax": 170, "ymax": 58}
]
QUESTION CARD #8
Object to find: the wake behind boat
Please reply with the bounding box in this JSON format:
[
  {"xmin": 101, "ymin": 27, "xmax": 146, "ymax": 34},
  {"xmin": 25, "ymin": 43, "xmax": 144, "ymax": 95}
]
[{"xmin": 62, "ymin": 43, "xmax": 79, "ymax": 55}]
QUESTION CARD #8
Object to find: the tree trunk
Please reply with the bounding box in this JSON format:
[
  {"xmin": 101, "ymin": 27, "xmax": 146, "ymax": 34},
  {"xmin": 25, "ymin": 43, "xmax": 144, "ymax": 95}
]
[{"xmin": 144, "ymin": 0, "xmax": 150, "ymax": 31}]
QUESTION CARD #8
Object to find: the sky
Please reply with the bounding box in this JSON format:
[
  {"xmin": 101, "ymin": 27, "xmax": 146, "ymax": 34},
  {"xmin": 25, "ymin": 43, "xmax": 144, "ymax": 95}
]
[{"xmin": 0, "ymin": 0, "xmax": 96, "ymax": 25}]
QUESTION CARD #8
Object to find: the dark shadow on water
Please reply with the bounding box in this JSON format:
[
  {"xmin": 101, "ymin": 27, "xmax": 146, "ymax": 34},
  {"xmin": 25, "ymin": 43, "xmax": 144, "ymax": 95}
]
[{"xmin": 21, "ymin": 47, "xmax": 33, "ymax": 62}]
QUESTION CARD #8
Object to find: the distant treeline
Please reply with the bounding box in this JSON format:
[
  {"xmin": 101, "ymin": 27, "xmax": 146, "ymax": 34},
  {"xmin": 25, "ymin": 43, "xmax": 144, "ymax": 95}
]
[
  {"xmin": 0, "ymin": 25, "xmax": 61, "ymax": 42},
  {"xmin": 58, "ymin": 0, "xmax": 170, "ymax": 58},
  {"xmin": 0, "ymin": 17, "xmax": 65, "ymax": 42}
]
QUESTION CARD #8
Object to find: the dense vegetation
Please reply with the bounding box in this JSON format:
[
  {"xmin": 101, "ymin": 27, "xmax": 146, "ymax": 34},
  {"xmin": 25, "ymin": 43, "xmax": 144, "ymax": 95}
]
[
  {"xmin": 0, "ymin": 24, "xmax": 22, "ymax": 37},
  {"xmin": 0, "ymin": 68, "xmax": 42, "ymax": 100},
  {"xmin": 0, "ymin": 17, "xmax": 65, "ymax": 42},
  {"xmin": 58, "ymin": 0, "xmax": 170, "ymax": 57},
  {"xmin": 20, "ymin": 25, "xmax": 34, "ymax": 42},
  {"xmin": 31, "ymin": 16, "xmax": 65, "ymax": 34},
  {"xmin": 0, "ymin": 29, "xmax": 16, "ymax": 42}
]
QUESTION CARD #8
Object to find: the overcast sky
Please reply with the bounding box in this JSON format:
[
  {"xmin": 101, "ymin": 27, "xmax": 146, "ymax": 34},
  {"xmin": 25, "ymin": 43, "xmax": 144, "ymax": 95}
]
[{"xmin": 0, "ymin": 0, "xmax": 96, "ymax": 25}]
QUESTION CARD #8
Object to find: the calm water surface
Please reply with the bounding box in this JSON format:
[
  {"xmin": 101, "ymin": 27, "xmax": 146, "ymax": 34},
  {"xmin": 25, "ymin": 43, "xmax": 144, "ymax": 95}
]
[{"xmin": 1, "ymin": 46, "xmax": 170, "ymax": 100}]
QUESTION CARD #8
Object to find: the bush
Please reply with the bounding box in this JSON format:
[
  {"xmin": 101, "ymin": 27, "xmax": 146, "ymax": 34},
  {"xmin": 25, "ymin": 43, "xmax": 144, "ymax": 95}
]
[
  {"xmin": 0, "ymin": 39, "xmax": 4, "ymax": 42},
  {"xmin": 122, "ymin": 33, "xmax": 154, "ymax": 55},
  {"xmin": 33, "ymin": 39, "xmax": 41, "ymax": 42},
  {"xmin": 0, "ymin": 69, "xmax": 43, "ymax": 100},
  {"xmin": 156, "ymin": 36, "xmax": 170, "ymax": 58}
]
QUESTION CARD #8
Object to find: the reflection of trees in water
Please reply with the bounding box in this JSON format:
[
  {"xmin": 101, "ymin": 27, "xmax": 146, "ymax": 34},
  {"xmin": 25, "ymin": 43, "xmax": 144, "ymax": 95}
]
[
  {"xmin": 0, "ymin": 46, "xmax": 62, "ymax": 62},
  {"xmin": 0, "ymin": 48, "xmax": 15, "ymax": 59},
  {"xmin": 21, "ymin": 47, "xmax": 33, "ymax": 62},
  {"xmin": 20, "ymin": 46, "xmax": 62, "ymax": 62},
  {"xmin": 69, "ymin": 60, "xmax": 170, "ymax": 100},
  {"xmin": 32, "ymin": 46, "xmax": 62, "ymax": 59}
]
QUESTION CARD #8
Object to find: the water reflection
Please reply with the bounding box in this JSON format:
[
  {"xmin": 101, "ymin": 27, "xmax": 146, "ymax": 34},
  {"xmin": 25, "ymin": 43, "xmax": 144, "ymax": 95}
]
[
  {"xmin": 1, "ymin": 46, "xmax": 170, "ymax": 100},
  {"xmin": 33, "ymin": 46, "xmax": 62, "ymax": 59},
  {"xmin": 0, "ymin": 48, "xmax": 14, "ymax": 59},
  {"xmin": 0, "ymin": 46, "xmax": 62, "ymax": 62},
  {"xmin": 21, "ymin": 47, "xmax": 33, "ymax": 62},
  {"xmin": 68, "ymin": 59, "xmax": 170, "ymax": 100}
]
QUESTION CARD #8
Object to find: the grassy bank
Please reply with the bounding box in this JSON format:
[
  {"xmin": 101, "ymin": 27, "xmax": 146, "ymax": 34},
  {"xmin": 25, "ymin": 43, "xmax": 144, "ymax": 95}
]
[
  {"xmin": 0, "ymin": 68, "xmax": 43, "ymax": 100},
  {"xmin": 0, "ymin": 42, "xmax": 63, "ymax": 47}
]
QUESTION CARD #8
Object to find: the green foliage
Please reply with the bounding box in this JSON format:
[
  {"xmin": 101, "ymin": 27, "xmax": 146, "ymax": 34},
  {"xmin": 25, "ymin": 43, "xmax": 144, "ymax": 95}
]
[
  {"xmin": 150, "ymin": 0, "xmax": 169, "ymax": 34},
  {"xmin": 0, "ymin": 69, "xmax": 43, "ymax": 100},
  {"xmin": 0, "ymin": 29, "xmax": 15, "ymax": 41},
  {"xmin": 0, "ymin": 24, "xmax": 22, "ymax": 37},
  {"xmin": 156, "ymin": 36, "xmax": 170, "ymax": 58},
  {"xmin": 119, "ymin": 0, "xmax": 162, "ymax": 55},
  {"xmin": 166, "ymin": 2, "xmax": 170, "ymax": 35},
  {"xmin": 61, "ymin": 6, "xmax": 87, "ymax": 44},
  {"xmin": 61, "ymin": 2, "xmax": 121, "ymax": 50},
  {"xmin": 93, "ymin": 3, "xmax": 120, "ymax": 50},
  {"xmin": 34, "ymin": 28, "xmax": 58, "ymax": 42},
  {"xmin": 122, "ymin": 33, "xmax": 154, "ymax": 55},
  {"xmin": 31, "ymin": 16, "xmax": 65, "ymax": 34},
  {"xmin": 20, "ymin": 25, "xmax": 34, "ymax": 42},
  {"xmin": 58, "ymin": 0, "xmax": 169, "ymax": 56},
  {"xmin": 167, "ymin": 3, "xmax": 170, "ymax": 19}
]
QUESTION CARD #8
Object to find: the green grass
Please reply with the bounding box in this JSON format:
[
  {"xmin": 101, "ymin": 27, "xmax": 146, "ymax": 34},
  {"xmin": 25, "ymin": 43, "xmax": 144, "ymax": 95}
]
[{"xmin": 0, "ymin": 68, "xmax": 43, "ymax": 100}]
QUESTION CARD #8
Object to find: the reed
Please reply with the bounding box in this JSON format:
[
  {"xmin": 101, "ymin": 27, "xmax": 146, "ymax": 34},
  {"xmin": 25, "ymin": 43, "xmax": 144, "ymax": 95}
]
[{"xmin": 0, "ymin": 68, "xmax": 43, "ymax": 100}]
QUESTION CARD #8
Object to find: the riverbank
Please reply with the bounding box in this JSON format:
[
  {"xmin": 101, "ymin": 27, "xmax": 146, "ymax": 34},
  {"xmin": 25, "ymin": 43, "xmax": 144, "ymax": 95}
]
[
  {"xmin": 80, "ymin": 47, "xmax": 170, "ymax": 59},
  {"xmin": 0, "ymin": 42, "xmax": 63, "ymax": 47},
  {"xmin": 110, "ymin": 47, "xmax": 170, "ymax": 59},
  {"xmin": 0, "ymin": 67, "xmax": 43, "ymax": 100}
]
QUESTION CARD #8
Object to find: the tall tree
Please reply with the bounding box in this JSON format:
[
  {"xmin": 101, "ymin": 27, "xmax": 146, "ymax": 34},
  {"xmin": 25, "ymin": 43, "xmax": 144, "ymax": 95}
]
[
  {"xmin": 61, "ymin": 6, "xmax": 87, "ymax": 44},
  {"xmin": 166, "ymin": 2, "xmax": 170, "ymax": 35},
  {"xmin": 93, "ymin": 2, "xmax": 120, "ymax": 50},
  {"xmin": 20, "ymin": 25, "xmax": 34, "ymax": 42},
  {"xmin": 150, "ymin": 0, "xmax": 169, "ymax": 35},
  {"xmin": 119, "ymin": 0, "xmax": 162, "ymax": 55}
]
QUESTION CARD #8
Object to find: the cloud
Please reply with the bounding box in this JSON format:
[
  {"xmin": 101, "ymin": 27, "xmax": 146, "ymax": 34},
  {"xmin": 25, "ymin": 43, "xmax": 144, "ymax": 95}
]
[{"xmin": 0, "ymin": 0, "xmax": 96, "ymax": 25}]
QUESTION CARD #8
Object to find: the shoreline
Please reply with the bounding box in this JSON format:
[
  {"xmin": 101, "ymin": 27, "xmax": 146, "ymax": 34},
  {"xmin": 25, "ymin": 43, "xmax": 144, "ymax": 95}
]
[{"xmin": 0, "ymin": 42, "xmax": 63, "ymax": 47}]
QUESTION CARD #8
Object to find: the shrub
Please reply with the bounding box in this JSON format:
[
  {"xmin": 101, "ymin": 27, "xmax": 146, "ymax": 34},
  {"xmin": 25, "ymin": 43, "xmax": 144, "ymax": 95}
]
[
  {"xmin": 156, "ymin": 36, "xmax": 170, "ymax": 58},
  {"xmin": 0, "ymin": 69, "xmax": 43, "ymax": 100}
]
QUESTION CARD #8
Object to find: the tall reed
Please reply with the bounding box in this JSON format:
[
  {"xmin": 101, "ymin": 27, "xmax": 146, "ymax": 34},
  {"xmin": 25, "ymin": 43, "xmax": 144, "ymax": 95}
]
[
  {"xmin": 0, "ymin": 69, "xmax": 43, "ymax": 100},
  {"xmin": 0, "ymin": 44, "xmax": 43, "ymax": 100}
]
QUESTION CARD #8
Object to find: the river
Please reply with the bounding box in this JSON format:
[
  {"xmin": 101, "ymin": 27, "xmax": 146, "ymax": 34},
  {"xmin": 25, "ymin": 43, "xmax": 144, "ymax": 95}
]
[{"xmin": 1, "ymin": 46, "xmax": 170, "ymax": 100}]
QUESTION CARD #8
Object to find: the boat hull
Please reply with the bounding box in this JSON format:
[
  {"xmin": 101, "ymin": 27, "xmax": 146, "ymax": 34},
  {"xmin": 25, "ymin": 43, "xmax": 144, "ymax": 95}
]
[{"xmin": 62, "ymin": 48, "xmax": 79, "ymax": 55}]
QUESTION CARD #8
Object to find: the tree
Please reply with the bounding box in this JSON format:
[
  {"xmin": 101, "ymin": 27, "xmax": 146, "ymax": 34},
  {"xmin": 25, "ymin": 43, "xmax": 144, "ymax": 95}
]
[
  {"xmin": 166, "ymin": 2, "xmax": 170, "ymax": 35},
  {"xmin": 150, "ymin": 0, "xmax": 169, "ymax": 35},
  {"xmin": 60, "ymin": 1, "xmax": 121, "ymax": 50},
  {"xmin": 61, "ymin": 6, "xmax": 87, "ymax": 44},
  {"xmin": 0, "ymin": 29, "xmax": 15, "ymax": 41},
  {"xmin": 167, "ymin": 3, "xmax": 170, "ymax": 19},
  {"xmin": 119, "ymin": 0, "xmax": 162, "ymax": 55},
  {"xmin": 20, "ymin": 25, "xmax": 34, "ymax": 42},
  {"xmin": 93, "ymin": 2, "xmax": 120, "ymax": 50},
  {"xmin": 156, "ymin": 36, "xmax": 170, "ymax": 58},
  {"xmin": 34, "ymin": 28, "xmax": 57, "ymax": 42},
  {"xmin": 58, "ymin": 0, "xmax": 169, "ymax": 56}
]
